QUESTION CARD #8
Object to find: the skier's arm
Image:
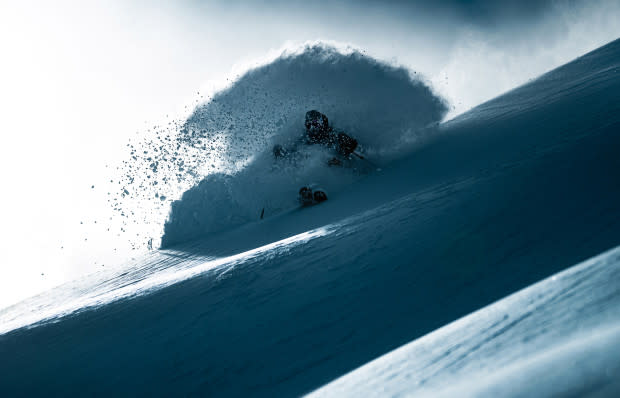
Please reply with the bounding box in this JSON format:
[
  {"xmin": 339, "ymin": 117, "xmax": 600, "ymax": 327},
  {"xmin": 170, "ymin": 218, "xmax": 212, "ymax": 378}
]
[{"xmin": 336, "ymin": 132, "xmax": 358, "ymax": 156}]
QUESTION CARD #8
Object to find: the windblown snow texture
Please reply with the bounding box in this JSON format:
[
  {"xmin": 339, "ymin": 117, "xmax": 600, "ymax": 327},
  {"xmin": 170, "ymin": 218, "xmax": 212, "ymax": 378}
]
[
  {"xmin": 309, "ymin": 246, "xmax": 620, "ymax": 398},
  {"xmin": 161, "ymin": 44, "xmax": 447, "ymax": 246},
  {"xmin": 0, "ymin": 39, "xmax": 619, "ymax": 397}
]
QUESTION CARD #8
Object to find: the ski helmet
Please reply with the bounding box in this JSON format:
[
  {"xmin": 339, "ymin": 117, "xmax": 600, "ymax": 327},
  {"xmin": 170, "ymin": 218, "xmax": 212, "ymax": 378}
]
[{"xmin": 305, "ymin": 110, "xmax": 329, "ymax": 131}]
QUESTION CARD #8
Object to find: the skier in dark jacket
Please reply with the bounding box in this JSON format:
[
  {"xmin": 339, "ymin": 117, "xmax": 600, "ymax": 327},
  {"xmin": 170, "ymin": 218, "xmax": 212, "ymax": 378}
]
[
  {"xmin": 273, "ymin": 110, "xmax": 358, "ymax": 165},
  {"xmin": 304, "ymin": 110, "xmax": 358, "ymax": 157},
  {"xmin": 272, "ymin": 110, "xmax": 361, "ymax": 206}
]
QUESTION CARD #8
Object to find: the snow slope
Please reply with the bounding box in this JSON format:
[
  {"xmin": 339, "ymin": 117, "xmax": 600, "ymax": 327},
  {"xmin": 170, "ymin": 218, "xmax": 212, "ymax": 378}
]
[
  {"xmin": 309, "ymin": 246, "xmax": 620, "ymax": 397},
  {"xmin": 0, "ymin": 39, "xmax": 619, "ymax": 397}
]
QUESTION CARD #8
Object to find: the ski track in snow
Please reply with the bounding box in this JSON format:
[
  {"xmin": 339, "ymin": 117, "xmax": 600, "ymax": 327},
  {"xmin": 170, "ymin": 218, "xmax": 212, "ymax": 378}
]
[{"xmin": 1, "ymin": 39, "xmax": 620, "ymax": 397}]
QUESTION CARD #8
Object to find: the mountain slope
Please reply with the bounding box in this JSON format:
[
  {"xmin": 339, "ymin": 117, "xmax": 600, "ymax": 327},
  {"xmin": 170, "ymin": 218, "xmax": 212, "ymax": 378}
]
[
  {"xmin": 0, "ymin": 39, "xmax": 619, "ymax": 397},
  {"xmin": 309, "ymin": 246, "xmax": 620, "ymax": 397}
]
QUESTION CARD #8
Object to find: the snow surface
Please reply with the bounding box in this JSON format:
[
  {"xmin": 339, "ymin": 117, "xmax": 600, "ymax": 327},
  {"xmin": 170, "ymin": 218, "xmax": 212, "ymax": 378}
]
[
  {"xmin": 308, "ymin": 246, "xmax": 620, "ymax": 398},
  {"xmin": 0, "ymin": 39, "xmax": 619, "ymax": 397}
]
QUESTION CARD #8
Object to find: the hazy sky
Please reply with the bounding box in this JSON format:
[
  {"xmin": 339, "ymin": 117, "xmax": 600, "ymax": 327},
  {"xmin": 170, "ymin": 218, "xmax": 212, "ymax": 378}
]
[{"xmin": 0, "ymin": 0, "xmax": 618, "ymax": 308}]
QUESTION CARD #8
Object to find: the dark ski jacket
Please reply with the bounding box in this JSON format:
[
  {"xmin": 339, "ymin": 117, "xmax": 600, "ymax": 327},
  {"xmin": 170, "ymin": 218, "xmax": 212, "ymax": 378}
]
[{"xmin": 304, "ymin": 110, "xmax": 358, "ymax": 156}]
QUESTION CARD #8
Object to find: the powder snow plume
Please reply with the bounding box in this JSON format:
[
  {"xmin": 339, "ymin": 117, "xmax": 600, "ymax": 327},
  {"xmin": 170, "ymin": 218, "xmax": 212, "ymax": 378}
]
[
  {"xmin": 112, "ymin": 42, "xmax": 448, "ymax": 248},
  {"xmin": 160, "ymin": 43, "xmax": 447, "ymax": 246}
]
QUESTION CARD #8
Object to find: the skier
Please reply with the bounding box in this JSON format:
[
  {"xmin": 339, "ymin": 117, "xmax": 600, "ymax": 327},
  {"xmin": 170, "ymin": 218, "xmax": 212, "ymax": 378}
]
[
  {"xmin": 304, "ymin": 110, "xmax": 358, "ymax": 162},
  {"xmin": 273, "ymin": 110, "xmax": 359, "ymax": 165},
  {"xmin": 273, "ymin": 110, "xmax": 360, "ymax": 207}
]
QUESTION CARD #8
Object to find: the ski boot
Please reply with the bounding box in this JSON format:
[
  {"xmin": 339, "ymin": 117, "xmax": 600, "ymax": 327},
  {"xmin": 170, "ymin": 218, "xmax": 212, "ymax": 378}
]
[
  {"xmin": 299, "ymin": 187, "xmax": 328, "ymax": 206},
  {"xmin": 313, "ymin": 190, "xmax": 328, "ymax": 203},
  {"xmin": 299, "ymin": 187, "xmax": 314, "ymax": 206}
]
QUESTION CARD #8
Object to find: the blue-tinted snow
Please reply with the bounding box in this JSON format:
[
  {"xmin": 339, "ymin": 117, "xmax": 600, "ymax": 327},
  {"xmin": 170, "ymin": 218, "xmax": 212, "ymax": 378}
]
[
  {"xmin": 309, "ymin": 246, "xmax": 620, "ymax": 397},
  {"xmin": 161, "ymin": 43, "xmax": 448, "ymax": 246},
  {"xmin": 0, "ymin": 38, "xmax": 619, "ymax": 397}
]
